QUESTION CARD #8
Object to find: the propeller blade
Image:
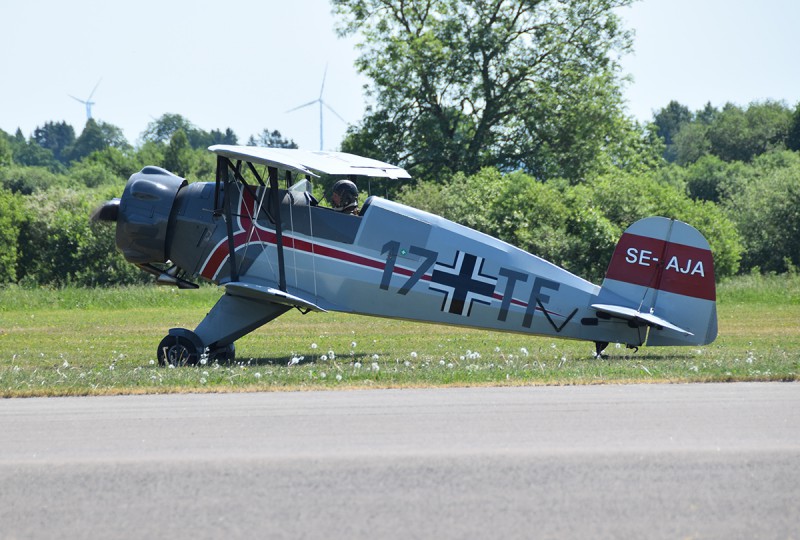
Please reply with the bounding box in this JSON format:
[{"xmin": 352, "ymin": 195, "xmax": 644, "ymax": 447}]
[{"xmin": 91, "ymin": 198, "xmax": 120, "ymax": 222}]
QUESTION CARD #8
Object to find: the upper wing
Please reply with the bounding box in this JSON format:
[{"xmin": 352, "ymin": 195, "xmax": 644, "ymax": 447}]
[{"xmin": 208, "ymin": 145, "xmax": 411, "ymax": 179}]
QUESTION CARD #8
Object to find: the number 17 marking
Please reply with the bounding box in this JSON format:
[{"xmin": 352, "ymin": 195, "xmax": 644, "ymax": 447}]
[{"xmin": 380, "ymin": 241, "xmax": 437, "ymax": 295}]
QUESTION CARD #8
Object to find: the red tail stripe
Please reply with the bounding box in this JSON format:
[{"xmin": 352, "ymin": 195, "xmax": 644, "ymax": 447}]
[{"xmin": 605, "ymin": 233, "xmax": 715, "ymax": 301}]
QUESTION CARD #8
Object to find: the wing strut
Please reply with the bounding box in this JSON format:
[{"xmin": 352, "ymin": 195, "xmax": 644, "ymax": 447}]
[{"xmin": 268, "ymin": 165, "xmax": 287, "ymax": 292}]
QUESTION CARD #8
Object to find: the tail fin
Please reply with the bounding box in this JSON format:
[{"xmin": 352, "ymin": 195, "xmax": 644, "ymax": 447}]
[{"xmin": 594, "ymin": 217, "xmax": 718, "ymax": 346}]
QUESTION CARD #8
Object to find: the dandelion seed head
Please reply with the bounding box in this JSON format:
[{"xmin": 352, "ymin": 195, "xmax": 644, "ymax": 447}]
[
  {"xmin": 328, "ymin": 350, "xmax": 336, "ymax": 359},
  {"xmin": 439, "ymin": 360, "xmax": 446, "ymax": 366},
  {"xmin": 62, "ymin": 360, "xmax": 69, "ymax": 368},
  {"xmin": 311, "ymin": 343, "xmax": 318, "ymax": 350},
  {"xmin": 354, "ymin": 362, "xmax": 362, "ymax": 369},
  {"xmin": 200, "ymin": 378, "xmax": 207, "ymax": 384},
  {"xmin": 447, "ymin": 363, "xmax": 454, "ymax": 369},
  {"xmin": 350, "ymin": 341, "xmax": 357, "ymax": 348},
  {"xmin": 336, "ymin": 374, "xmax": 343, "ymax": 381},
  {"xmin": 371, "ymin": 362, "xmax": 380, "ymax": 372},
  {"xmin": 410, "ymin": 351, "xmax": 418, "ymax": 358},
  {"xmin": 320, "ymin": 372, "xmax": 327, "ymax": 379},
  {"xmin": 520, "ymin": 347, "xmax": 529, "ymax": 356},
  {"xmin": 404, "ymin": 360, "xmax": 411, "ymax": 367},
  {"xmin": 254, "ymin": 372, "xmax": 262, "ymax": 379},
  {"xmin": 320, "ymin": 355, "xmax": 328, "ymax": 361}
]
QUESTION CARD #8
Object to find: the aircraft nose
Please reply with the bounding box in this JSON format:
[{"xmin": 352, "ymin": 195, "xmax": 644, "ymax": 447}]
[{"xmin": 91, "ymin": 198, "xmax": 120, "ymax": 222}]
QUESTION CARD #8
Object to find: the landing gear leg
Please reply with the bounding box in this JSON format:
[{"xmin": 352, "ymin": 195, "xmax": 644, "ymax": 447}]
[{"xmin": 594, "ymin": 341, "xmax": 609, "ymax": 359}]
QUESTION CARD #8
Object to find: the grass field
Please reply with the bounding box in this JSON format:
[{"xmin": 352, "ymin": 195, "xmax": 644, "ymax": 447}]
[{"xmin": 1, "ymin": 273, "xmax": 798, "ymax": 397}]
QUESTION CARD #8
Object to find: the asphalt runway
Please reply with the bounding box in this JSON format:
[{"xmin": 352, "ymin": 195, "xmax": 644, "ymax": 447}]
[{"xmin": 1, "ymin": 383, "xmax": 798, "ymax": 539}]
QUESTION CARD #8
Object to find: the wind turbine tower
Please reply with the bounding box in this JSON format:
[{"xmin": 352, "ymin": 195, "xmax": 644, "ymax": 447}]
[
  {"xmin": 69, "ymin": 79, "xmax": 102, "ymax": 120},
  {"xmin": 286, "ymin": 66, "xmax": 346, "ymax": 150}
]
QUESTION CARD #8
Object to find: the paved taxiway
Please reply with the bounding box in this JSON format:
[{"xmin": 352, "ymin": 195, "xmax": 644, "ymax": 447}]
[{"xmin": 1, "ymin": 383, "xmax": 798, "ymax": 539}]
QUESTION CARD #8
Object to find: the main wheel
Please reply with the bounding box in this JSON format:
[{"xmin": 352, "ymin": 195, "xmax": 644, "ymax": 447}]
[
  {"xmin": 157, "ymin": 334, "xmax": 202, "ymax": 366},
  {"xmin": 209, "ymin": 343, "xmax": 236, "ymax": 363}
]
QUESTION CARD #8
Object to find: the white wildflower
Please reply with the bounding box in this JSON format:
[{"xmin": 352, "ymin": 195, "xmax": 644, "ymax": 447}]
[
  {"xmin": 254, "ymin": 372, "xmax": 262, "ymax": 379},
  {"xmin": 520, "ymin": 347, "xmax": 529, "ymax": 356},
  {"xmin": 371, "ymin": 362, "xmax": 380, "ymax": 372}
]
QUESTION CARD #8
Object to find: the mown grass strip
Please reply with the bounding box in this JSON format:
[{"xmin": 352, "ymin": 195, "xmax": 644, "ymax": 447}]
[{"xmin": 1, "ymin": 274, "xmax": 798, "ymax": 397}]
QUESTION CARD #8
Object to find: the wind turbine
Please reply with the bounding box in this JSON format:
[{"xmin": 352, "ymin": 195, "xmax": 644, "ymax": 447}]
[
  {"xmin": 286, "ymin": 65, "xmax": 346, "ymax": 150},
  {"xmin": 69, "ymin": 78, "xmax": 102, "ymax": 120}
]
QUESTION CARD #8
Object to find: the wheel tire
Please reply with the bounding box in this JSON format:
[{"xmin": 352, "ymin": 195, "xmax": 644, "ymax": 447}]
[
  {"xmin": 209, "ymin": 343, "xmax": 236, "ymax": 364},
  {"xmin": 157, "ymin": 334, "xmax": 202, "ymax": 367}
]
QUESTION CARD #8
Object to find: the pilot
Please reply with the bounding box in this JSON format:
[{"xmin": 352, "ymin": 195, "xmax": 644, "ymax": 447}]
[{"xmin": 331, "ymin": 179, "xmax": 359, "ymax": 215}]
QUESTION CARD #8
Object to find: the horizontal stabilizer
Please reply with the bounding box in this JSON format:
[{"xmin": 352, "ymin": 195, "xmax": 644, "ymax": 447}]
[
  {"xmin": 225, "ymin": 282, "xmax": 326, "ymax": 313},
  {"xmin": 591, "ymin": 303, "xmax": 693, "ymax": 336}
]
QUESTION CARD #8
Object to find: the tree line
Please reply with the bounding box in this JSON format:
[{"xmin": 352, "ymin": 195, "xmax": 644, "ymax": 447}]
[{"xmin": 1, "ymin": 0, "xmax": 799, "ymax": 287}]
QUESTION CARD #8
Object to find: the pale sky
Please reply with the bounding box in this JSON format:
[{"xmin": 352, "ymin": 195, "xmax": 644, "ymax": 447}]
[{"xmin": 1, "ymin": 0, "xmax": 798, "ymax": 152}]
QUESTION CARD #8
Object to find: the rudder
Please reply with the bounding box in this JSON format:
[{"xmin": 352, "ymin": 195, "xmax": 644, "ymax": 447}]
[{"xmin": 595, "ymin": 217, "xmax": 717, "ymax": 346}]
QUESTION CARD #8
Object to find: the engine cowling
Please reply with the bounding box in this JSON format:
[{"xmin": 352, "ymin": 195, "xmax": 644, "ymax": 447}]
[{"xmin": 114, "ymin": 166, "xmax": 187, "ymax": 265}]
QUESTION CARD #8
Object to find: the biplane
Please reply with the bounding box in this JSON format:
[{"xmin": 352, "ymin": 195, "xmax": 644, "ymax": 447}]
[{"xmin": 93, "ymin": 145, "xmax": 717, "ymax": 365}]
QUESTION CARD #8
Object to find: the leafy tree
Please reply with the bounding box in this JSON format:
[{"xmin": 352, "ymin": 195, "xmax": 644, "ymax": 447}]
[
  {"xmin": 210, "ymin": 128, "xmax": 238, "ymax": 146},
  {"xmin": 0, "ymin": 130, "xmax": 12, "ymax": 166},
  {"xmin": 706, "ymin": 101, "xmax": 791, "ymax": 162},
  {"xmin": 786, "ymin": 101, "xmax": 800, "ymax": 152},
  {"xmin": 142, "ymin": 113, "xmax": 195, "ymax": 145},
  {"xmin": 673, "ymin": 121, "xmax": 711, "ymax": 166},
  {"xmin": 725, "ymin": 160, "xmax": 800, "ymax": 273},
  {"xmin": 398, "ymin": 166, "xmax": 741, "ymax": 281},
  {"xmin": 16, "ymin": 187, "xmax": 146, "ymax": 286},
  {"xmin": 334, "ymin": 0, "xmax": 637, "ymax": 181},
  {"xmin": 66, "ymin": 119, "xmax": 108, "ymax": 162},
  {"xmin": 0, "ymin": 189, "xmax": 23, "ymax": 283},
  {"xmin": 11, "ymin": 138, "xmax": 61, "ymax": 171},
  {"xmin": 247, "ymin": 129, "xmax": 298, "ymax": 148},
  {"xmin": 163, "ymin": 129, "xmax": 193, "ymax": 177},
  {"xmin": 142, "ymin": 113, "xmax": 238, "ymax": 150},
  {"xmin": 653, "ymin": 101, "xmax": 692, "ymax": 162},
  {"xmin": 684, "ymin": 154, "xmax": 748, "ymax": 203},
  {"xmin": 32, "ymin": 121, "xmax": 76, "ymax": 164},
  {"xmin": 0, "ymin": 165, "xmax": 70, "ymax": 195}
]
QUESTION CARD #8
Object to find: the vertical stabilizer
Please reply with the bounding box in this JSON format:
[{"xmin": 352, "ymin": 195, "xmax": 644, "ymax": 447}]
[{"xmin": 595, "ymin": 217, "xmax": 717, "ymax": 346}]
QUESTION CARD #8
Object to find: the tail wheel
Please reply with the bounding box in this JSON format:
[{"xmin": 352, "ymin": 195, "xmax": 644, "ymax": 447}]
[{"xmin": 157, "ymin": 333, "xmax": 202, "ymax": 366}]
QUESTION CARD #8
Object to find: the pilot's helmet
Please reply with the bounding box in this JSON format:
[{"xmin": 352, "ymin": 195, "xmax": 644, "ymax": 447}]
[{"xmin": 332, "ymin": 179, "xmax": 358, "ymax": 210}]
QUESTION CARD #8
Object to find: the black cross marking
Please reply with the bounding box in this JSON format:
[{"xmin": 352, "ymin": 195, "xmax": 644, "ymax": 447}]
[{"xmin": 429, "ymin": 251, "xmax": 497, "ymax": 316}]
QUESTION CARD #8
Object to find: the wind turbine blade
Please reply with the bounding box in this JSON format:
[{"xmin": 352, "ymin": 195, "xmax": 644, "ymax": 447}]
[
  {"xmin": 322, "ymin": 101, "xmax": 347, "ymax": 124},
  {"xmin": 69, "ymin": 95, "xmax": 87, "ymax": 104},
  {"xmin": 319, "ymin": 63, "xmax": 328, "ymax": 99},
  {"xmin": 87, "ymin": 78, "xmax": 102, "ymax": 101},
  {"xmin": 286, "ymin": 99, "xmax": 320, "ymax": 113}
]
